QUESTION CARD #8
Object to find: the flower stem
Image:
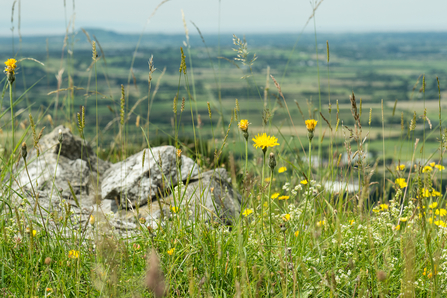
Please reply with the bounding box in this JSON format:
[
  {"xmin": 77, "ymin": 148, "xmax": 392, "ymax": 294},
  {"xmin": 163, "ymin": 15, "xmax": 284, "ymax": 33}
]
[
  {"xmin": 244, "ymin": 139, "xmax": 248, "ymax": 175},
  {"xmin": 268, "ymin": 168, "xmax": 273, "ymax": 265},
  {"xmin": 9, "ymin": 82, "xmax": 14, "ymax": 152}
]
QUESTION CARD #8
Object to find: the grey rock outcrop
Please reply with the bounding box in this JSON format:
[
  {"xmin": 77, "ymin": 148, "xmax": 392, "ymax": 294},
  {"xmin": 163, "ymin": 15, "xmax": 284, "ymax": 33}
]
[
  {"xmin": 101, "ymin": 146, "xmax": 199, "ymax": 208},
  {"xmin": 13, "ymin": 125, "xmax": 110, "ymax": 209}
]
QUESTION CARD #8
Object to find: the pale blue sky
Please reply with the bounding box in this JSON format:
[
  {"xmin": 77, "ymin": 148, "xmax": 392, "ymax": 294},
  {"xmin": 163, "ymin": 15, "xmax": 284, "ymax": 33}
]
[{"xmin": 1, "ymin": 0, "xmax": 447, "ymax": 36}]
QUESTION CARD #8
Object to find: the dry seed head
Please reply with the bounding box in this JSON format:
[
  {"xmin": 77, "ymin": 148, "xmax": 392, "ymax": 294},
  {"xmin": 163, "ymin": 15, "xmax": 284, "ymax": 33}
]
[
  {"xmin": 77, "ymin": 112, "xmax": 82, "ymax": 132},
  {"xmin": 235, "ymin": 98, "xmax": 240, "ymax": 111},
  {"xmin": 336, "ymin": 100, "xmax": 339, "ymax": 113},
  {"xmin": 81, "ymin": 106, "xmax": 85, "ymax": 128},
  {"xmin": 92, "ymin": 41, "xmax": 97, "ymax": 61},
  {"xmin": 47, "ymin": 114, "xmax": 53, "ymax": 126},
  {"xmin": 173, "ymin": 95, "xmax": 178, "ymax": 115},
  {"xmin": 29, "ymin": 114, "xmax": 37, "ymax": 143},
  {"xmin": 377, "ymin": 270, "xmax": 387, "ymax": 282},
  {"xmin": 269, "ymin": 152, "xmax": 276, "ymax": 170},
  {"xmin": 142, "ymin": 150, "xmax": 146, "ymax": 168},
  {"xmin": 179, "ymin": 47, "xmax": 186, "ymax": 74},
  {"xmin": 207, "ymin": 102, "xmax": 212, "ymax": 119},
  {"xmin": 359, "ymin": 97, "xmax": 362, "ymax": 117},
  {"xmin": 369, "ymin": 108, "xmax": 372, "ymax": 126},
  {"xmin": 44, "ymin": 257, "xmax": 52, "ymax": 265},
  {"xmin": 401, "ymin": 112, "xmax": 404, "ymax": 131},
  {"xmin": 326, "ymin": 40, "xmax": 330, "ymax": 63},
  {"xmin": 120, "ymin": 84, "xmax": 125, "ymax": 126},
  {"xmin": 181, "ymin": 97, "xmax": 185, "ymax": 113},
  {"xmin": 410, "ymin": 111, "xmax": 417, "ymax": 131},
  {"xmin": 136, "ymin": 115, "xmax": 140, "ymax": 127}
]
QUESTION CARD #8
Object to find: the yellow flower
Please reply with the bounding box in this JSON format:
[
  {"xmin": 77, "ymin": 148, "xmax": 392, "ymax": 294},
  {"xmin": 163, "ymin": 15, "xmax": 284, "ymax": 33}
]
[
  {"xmin": 4, "ymin": 58, "xmax": 17, "ymax": 73},
  {"xmin": 264, "ymin": 177, "xmax": 276, "ymax": 182},
  {"xmin": 305, "ymin": 119, "xmax": 318, "ymax": 132},
  {"xmin": 422, "ymin": 188, "xmax": 431, "ymax": 197},
  {"xmin": 167, "ymin": 248, "xmax": 175, "ymax": 256},
  {"xmin": 429, "ymin": 202, "xmax": 438, "ymax": 209},
  {"xmin": 278, "ymin": 166, "xmax": 287, "ymax": 173},
  {"xmin": 395, "ymin": 225, "xmax": 400, "ymax": 231},
  {"xmin": 316, "ymin": 220, "xmax": 325, "ymax": 227},
  {"xmin": 170, "ymin": 206, "xmax": 179, "ymax": 213},
  {"xmin": 439, "ymin": 209, "xmax": 447, "ymax": 217},
  {"xmin": 379, "ymin": 204, "xmax": 389, "ymax": 211},
  {"xmin": 68, "ymin": 250, "xmax": 80, "ymax": 259},
  {"xmin": 396, "ymin": 164, "xmax": 406, "ymax": 171},
  {"xmin": 278, "ymin": 195, "xmax": 290, "ymax": 200},
  {"xmin": 263, "ymin": 202, "xmax": 268, "ymax": 208},
  {"xmin": 434, "ymin": 220, "xmax": 446, "ymax": 227},
  {"xmin": 435, "ymin": 164, "xmax": 445, "ymax": 171},
  {"xmin": 238, "ymin": 119, "xmax": 249, "ymax": 132},
  {"xmin": 432, "ymin": 190, "xmax": 441, "ymax": 197},
  {"xmin": 372, "ymin": 208, "xmax": 380, "ymax": 213},
  {"xmin": 422, "ymin": 166, "xmax": 433, "ymax": 173},
  {"xmin": 271, "ymin": 193, "xmax": 280, "ymax": 199},
  {"xmin": 294, "ymin": 230, "xmax": 299, "ymax": 237},
  {"xmin": 349, "ymin": 220, "xmax": 355, "ymax": 225},
  {"xmin": 252, "ymin": 133, "xmax": 279, "ymax": 151},
  {"xmin": 300, "ymin": 179, "xmax": 308, "ymax": 185},
  {"xmin": 430, "ymin": 162, "xmax": 436, "ymax": 167},
  {"xmin": 282, "ymin": 214, "xmax": 291, "ymax": 221},
  {"xmin": 176, "ymin": 149, "xmax": 182, "ymax": 158},
  {"xmin": 89, "ymin": 215, "xmax": 95, "ymax": 225},
  {"xmin": 46, "ymin": 288, "xmax": 53, "ymax": 292},
  {"xmin": 395, "ymin": 178, "xmax": 407, "ymax": 189},
  {"xmin": 242, "ymin": 208, "xmax": 253, "ymax": 217},
  {"xmin": 400, "ymin": 217, "xmax": 408, "ymax": 222},
  {"xmin": 32, "ymin": 230, "xmax": 37, "ymax": 237}
]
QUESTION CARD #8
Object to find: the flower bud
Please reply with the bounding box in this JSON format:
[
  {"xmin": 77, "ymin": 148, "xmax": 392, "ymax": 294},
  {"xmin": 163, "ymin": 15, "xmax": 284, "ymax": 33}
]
[
  {"xmin": 269, "ymin": 152, "xmax": 276, "ymax": 170},
  {"xmin": 21, "ymin": 142, "xmax": 27, "ymax": 160}
]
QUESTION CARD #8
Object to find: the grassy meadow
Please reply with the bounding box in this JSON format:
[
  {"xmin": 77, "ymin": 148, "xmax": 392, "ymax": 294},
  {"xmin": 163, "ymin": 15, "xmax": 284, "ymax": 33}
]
[{"xmin": 2, "ymin": 7, "xmax": 447, "ymax": 297}]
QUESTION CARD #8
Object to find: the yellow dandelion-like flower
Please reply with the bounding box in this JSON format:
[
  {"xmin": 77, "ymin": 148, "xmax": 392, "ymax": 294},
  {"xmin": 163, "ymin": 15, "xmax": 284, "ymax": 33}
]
[
  {"xmin": 379, "ymin": 204, "xmax": 389, "ymax": 211},
  {"xmin": 300, "ymin": 179, "xmax": 308, "ymax": 185},
  {"xmin": 305, "ymin": 119, "xmax": 318, "ymax": 132},
  {"xmin": 439, "ymin": 209, "xmax": 447, "ymax": 217},
  {"xmin": 271, "ymin": 192, "xmax": 280, "ymax": 199},
  {"xmin": 282, "ymin": 214, "xmax": 291, "ymax": 221},
  {"xmin": 435, "ymin": 220, "xmax": 446, "ymax": 228},
  {"xmin": 316, "ymin": 220, "xmax": 325, "ymax": 227},
  {"xmin": 395, "ymin": 178, "xmax": 407, "ymax": 189},
  {"xmin": 400, "ymin": 217, "xmax": 408, "ymax": 222},
  {"xmin": 294, "ymin": 230, "xmax": 299, "ymax": 237},
  {"xmin": 396, "ymin": 164, "xmax": 406, "ymax": 171},
  {"xmin": 238, "ymin": 119, "xmax": 249, "ymax": 132},
  {"xmin": 4, "ymin": 58, "xmax": 17, "ymax": 73},
  {"xmin": 422, "ymin": 188, "xmax": 431, "ymax": 197},
  {"xmin": 278, "ymin": 195, "xmax": 289, "ymax": 200},
  {"xmin": 349, "ymin": 220, "xmax": 355, "ymax": 225},
  {"xmin": 68, "ymin": 250, "xmax": 80, "ymax": 259},
  {"xmin": 395, "ymin": 225, "xmax": 400, "ymax": 231},
  {"xmin": 422, "ymin": 166, "xmax": 433, "ymax": 173},
  {"xmin": 429, "ymin": 202, "xmax": 438, "ymax": 209},
  {"xmin": 170, "ymin": 206, "xmax": 179, "ymax": 213},
  {"xmin": 242, "ymin": 208, "xmax": 253, "ymax": 217},
  {"xmin": 430, "ymin": 162, "xmax": 436, "ymax": 167},
  {"xmin": 252, "ymin": 133, "xmax": 279, "ymax": 151},
  {"xmin": 32, "ymin": 230, "xmax": 37, "ymax": 237},
  {"xmin": 432, "ymin": 190, "xmax": 441, "ymax": 197},
  {"xmin": 278, "ymin": 166, "xmax": 287, "ymax": 173},
  {"xmin": 167, "ymin": 248, "xmax": 175, "ymax": 256},
  {"xmin": 435, "ymin": 164, "xmax": 445, "ymax": 171}
]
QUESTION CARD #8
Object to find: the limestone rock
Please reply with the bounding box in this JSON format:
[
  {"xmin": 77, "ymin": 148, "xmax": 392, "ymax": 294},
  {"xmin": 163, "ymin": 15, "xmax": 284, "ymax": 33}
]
[{"xmin": 101, "ymin": 146, "xmax": 199, "ymax": 208}]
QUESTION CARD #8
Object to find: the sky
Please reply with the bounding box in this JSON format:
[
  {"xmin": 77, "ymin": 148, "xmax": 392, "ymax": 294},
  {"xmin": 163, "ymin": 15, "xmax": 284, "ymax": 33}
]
[{"xmin": 1, "ymin": 0, "xmax": 447, "ymax": 37}]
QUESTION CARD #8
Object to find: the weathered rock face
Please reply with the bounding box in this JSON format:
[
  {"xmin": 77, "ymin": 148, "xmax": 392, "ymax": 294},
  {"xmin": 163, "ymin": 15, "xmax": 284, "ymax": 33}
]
[
  {"xmin": 14, "ymin": 125, "xmax": 110, "ymax": 209},
  {"xmin": 121, "ymin": 169, "xmax": 242, "ymax": 228},
  {"xmin": 101, "ymin": 146, "xmax": 199, "ymax": 208}
]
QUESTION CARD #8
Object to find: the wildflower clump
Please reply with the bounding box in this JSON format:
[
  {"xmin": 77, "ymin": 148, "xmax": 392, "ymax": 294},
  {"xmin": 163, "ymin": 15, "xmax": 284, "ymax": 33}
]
[{"xmin": 395, "ymin": 178, "xmax": 407, "ymax": 189}]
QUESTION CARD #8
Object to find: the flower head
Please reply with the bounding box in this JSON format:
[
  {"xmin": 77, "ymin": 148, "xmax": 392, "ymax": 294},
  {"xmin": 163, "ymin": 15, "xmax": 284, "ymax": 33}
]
[
  {"xmin": 278, "ymin": 166, "xmax": 287, "ymax": 173},
  {"xmin": 271, "ymin": 192, "xmax": 280, "ymax": 199},
  {"xmin": 238, "ymin": 119, "xmax": 249, "ymax": 132},
  {"xmin": 430, "ymin": 162, "xmax": 436, "ymax": 167},
  {"xmin": 422, "ymin": 166, "xmax": 433, "ymax": 173},
  {"xmin": 395, "ymin": 178, "xmax": 407, "ymax": 189},
  {"xmin": 429, "ymin": 202, "xmax": 438, "ymax": 209},
  {"xmin": 396, "ymin": 164, "xmax": 405, "ymax": 171},
  {"xmin": 305, "ymin": 119, "xmax": 318, "ymax": 132},
  {"xmin": 242, "ymin": 208, "xmax": 253, "ymax": 217},
  {"xmin": 435, "ymin": 164, "xmax": 445, "ymax": 171},
  {"xmin": 278, "ymin": 195, "xmax": 289, "ymax": 200},
  {"xmin": 167, "ymin": 248, "xmax": 175, "ymax": 256},
  {"xmin": 282, "ymin": 214, "xmax": 291, "ymax": 221},
  {"xmin": 300, "ymin": 179, "xmax": 308, "ymax": 185},
  {"xmin": 379, "ymin": 204, "xmax": 389, "ymax": 211},
  {"xmin": 252, "ymin": 133, "xmax": 279, "ymax": 151},
  {"xmin": 68, "ymin": 250, "xmax": 80, "ymax": 259},
  {"xmin": 294, "ymin": 230, "xmax": 299, "ymax": 237},
  {"xmin": 316, "ymin": 220, "xmax": 325, "ymax": 227},
  {"xmin": 4, "ymin": 58, "xmax": 17, "ymax": 74}
]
